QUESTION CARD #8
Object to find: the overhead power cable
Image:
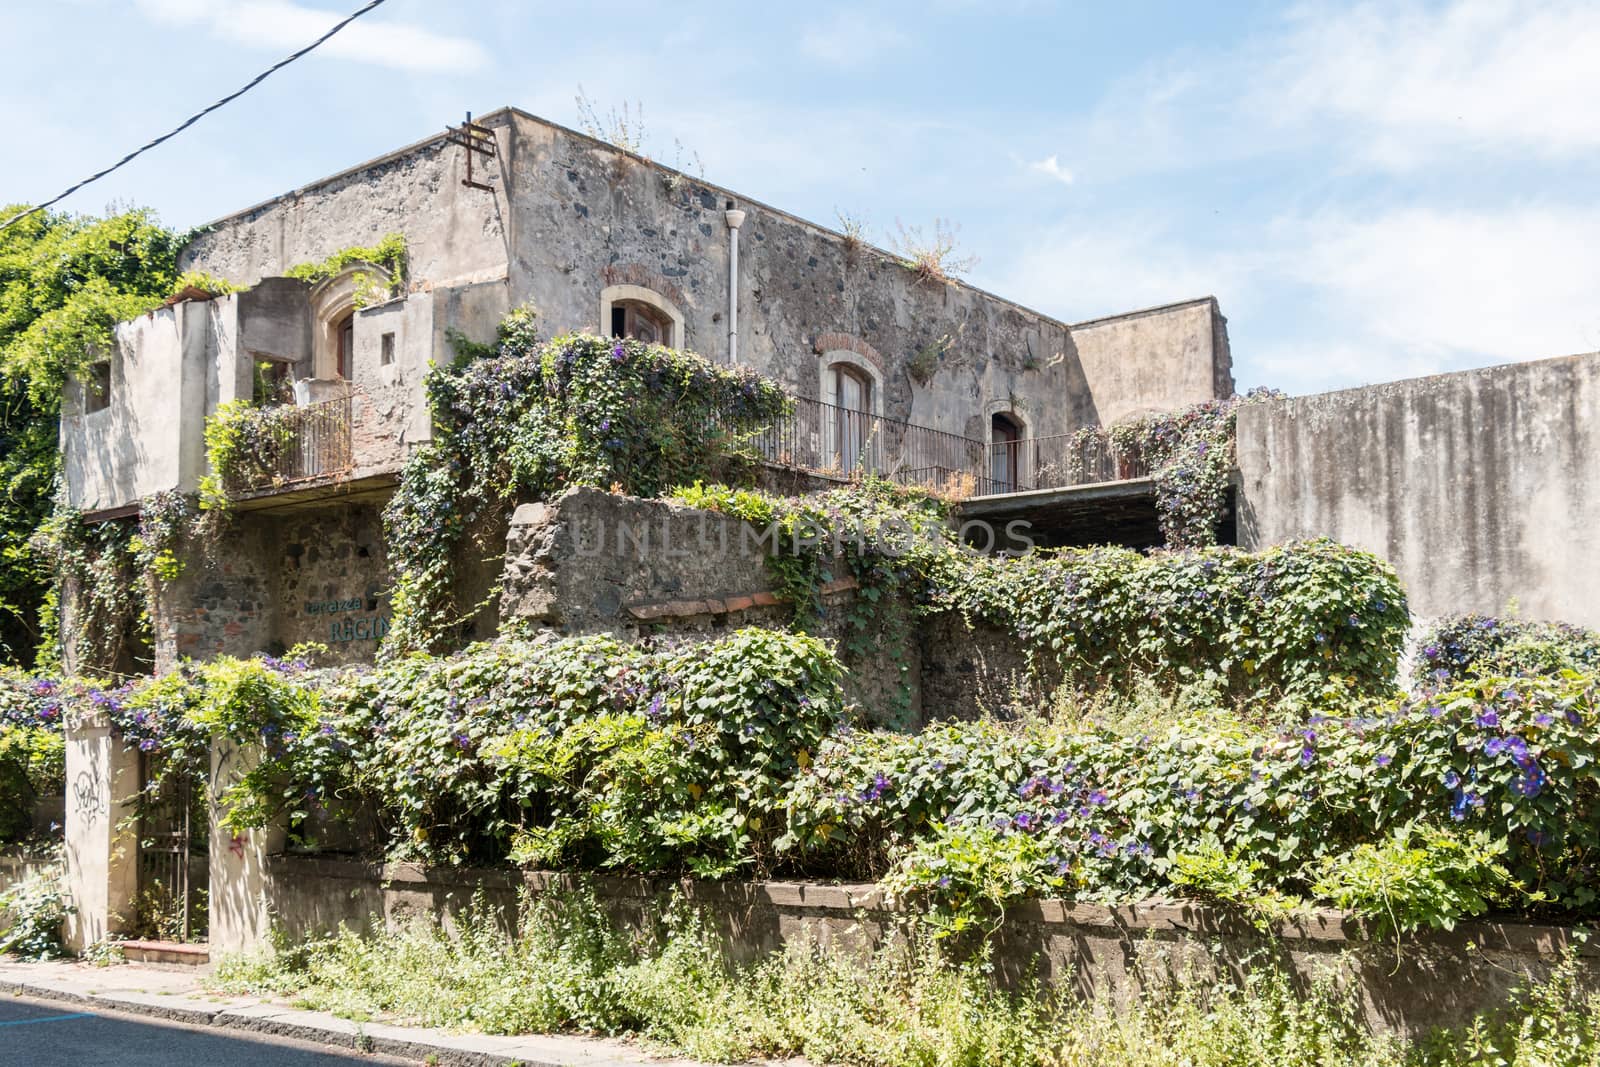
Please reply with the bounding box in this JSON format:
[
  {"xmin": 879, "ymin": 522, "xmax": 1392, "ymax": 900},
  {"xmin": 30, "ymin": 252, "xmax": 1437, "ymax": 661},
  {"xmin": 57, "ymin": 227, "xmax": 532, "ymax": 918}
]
[{"xmin": 0, "ymin": 0, "xmax": 390, "ymax": 233}]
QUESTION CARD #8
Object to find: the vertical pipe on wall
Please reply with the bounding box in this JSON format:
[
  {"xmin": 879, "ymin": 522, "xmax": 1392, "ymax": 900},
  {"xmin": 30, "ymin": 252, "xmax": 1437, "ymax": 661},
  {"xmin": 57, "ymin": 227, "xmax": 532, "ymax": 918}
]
[{"xmin": 724, "ymin": 207, "xmax": 746, "ymax": 364}]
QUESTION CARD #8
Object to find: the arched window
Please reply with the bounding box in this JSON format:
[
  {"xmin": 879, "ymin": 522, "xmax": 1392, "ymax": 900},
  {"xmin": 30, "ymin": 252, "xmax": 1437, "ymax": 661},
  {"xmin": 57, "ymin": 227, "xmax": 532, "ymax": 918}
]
[
  {"xmin": 610, "ymin": 300, "xmax": 673, "ymax": 346},
  {"xmin": 599, "ymin": 284, "xmax": 683, "ymax": 349},
  {"xmin": 990, "ymin": 411, "xmax": 1025, "ymax": 493},
  {"xmin": 310, "ymin": 265, "xmax": 386, "ymax": 385}
]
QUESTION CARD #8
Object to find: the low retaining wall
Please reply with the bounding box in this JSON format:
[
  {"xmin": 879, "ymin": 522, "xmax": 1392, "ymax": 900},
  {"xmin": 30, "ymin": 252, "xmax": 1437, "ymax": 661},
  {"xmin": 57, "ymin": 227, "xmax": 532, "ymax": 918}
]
[{"xmin": 261, "ymin": 856, "xmax": 1598, "ymax": 1039}]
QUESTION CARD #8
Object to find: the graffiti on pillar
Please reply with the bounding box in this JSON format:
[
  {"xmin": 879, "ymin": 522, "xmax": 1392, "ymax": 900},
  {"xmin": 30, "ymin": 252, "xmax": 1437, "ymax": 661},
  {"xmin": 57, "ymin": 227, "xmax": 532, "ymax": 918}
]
[{"xmin": 72, "ymin": 751, "xmax": 106, "ymax": 827}]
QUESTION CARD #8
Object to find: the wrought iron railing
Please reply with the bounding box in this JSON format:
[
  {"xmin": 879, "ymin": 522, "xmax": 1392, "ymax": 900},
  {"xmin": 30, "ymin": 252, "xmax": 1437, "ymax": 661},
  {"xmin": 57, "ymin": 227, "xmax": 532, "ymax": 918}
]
[
  {"xmin": 754, "ymin": 396, "xmax": 986, "ymax": 495},
  {"xmin": 747, "ymin": 396, "xmax": 1152, "ymax": 499},
  {"xmin": 234, "ymin": 394, "xmax": 354, "ymax": 492}
]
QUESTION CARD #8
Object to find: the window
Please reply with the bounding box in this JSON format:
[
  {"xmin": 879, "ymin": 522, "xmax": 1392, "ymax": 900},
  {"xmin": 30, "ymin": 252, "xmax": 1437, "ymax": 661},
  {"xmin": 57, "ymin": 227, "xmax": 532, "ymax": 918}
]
[
  {"xmin": 610, "ymin": 300, "xmax": 673, "ymax": 346},
  {"xmin": 831, "ymin": 363, "xmax": 873, "ymax": 474},
  {"xmin": 335, "ymin": 312, "xmax": 355, "ymax": 380},
  {"xmin": 990, "ymin": 412, "xmax": 1023, "ymax": 493},
  {"xmin": 253, "ymin": 359, "xmax": 293, "ymax": 405},
  {"xmin": 380, "ymin": 331, "xmax": 395, "ymax": 366},
  {"xmin": 599, "ymin": 284, "xmax": 685, "ymax": 352},
  {"xmin": 84, "ymin": 361, "xmax": 112, "ymax": 414}
]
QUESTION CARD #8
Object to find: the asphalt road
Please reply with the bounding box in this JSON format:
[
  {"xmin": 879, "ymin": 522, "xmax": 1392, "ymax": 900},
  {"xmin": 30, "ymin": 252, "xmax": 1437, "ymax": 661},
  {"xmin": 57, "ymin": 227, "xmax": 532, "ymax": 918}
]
[{"xmin": 0, "ymin": 995, "xmax": 408, "ymax": 1066}]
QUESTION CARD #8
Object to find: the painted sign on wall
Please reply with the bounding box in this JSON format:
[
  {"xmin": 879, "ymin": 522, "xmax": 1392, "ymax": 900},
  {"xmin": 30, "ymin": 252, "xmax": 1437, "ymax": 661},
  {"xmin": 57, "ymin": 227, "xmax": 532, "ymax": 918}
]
[{"xmin": 305, "ymin": 594, "xmax": 390, "ymax": 643}]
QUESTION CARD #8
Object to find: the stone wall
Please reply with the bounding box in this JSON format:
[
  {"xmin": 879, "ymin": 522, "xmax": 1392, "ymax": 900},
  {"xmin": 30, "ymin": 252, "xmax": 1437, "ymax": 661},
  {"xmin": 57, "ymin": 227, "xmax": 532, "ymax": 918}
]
[
  {"xmin": 178, "ymin": 107, "xmax": 1229, "ymax": 454},
  {"xmin": 1237, "ymin": 351, "xmax": 1600, "ymax": 627},
  {"xmin": 155, "ymin": 501, "xmax": 391, "ymax": 670},
  {"xmin": 258, "ymin": 856, "xmax": 1599, "ymax": 1039},
  {"xmin": 498, "ymin": 487, "xmax": 920, "ymax": 723}
]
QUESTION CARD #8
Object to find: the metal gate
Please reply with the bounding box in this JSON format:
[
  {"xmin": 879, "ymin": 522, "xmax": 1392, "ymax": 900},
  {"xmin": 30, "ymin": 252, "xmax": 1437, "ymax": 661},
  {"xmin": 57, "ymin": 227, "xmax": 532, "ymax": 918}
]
[{"xmin": 136, "ymin": 753, "xmax": 209, "ymax": 941}]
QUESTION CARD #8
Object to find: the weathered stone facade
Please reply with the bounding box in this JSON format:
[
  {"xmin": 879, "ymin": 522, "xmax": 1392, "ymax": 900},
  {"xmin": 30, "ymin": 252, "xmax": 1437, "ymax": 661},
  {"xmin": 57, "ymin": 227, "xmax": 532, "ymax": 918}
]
[{"xmin": 153, "ymin": 502, "xmax": 391, "ymax": 670}]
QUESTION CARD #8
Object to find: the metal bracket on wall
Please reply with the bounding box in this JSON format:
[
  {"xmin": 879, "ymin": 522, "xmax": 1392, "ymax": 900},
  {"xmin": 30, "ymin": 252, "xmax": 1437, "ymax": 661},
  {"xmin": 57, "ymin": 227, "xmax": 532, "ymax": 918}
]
[{"xmin": 446, "ymin": 111, "xmax": 498, "ymax": 192}]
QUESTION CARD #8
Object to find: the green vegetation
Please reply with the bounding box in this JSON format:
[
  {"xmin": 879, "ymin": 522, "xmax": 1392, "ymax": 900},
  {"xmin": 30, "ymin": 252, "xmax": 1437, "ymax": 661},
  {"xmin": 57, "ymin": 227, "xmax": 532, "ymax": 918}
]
[
  {"xmin": 381, "ymin": 310, "xmax": 790, "ymax": 652},
  {"xmin": 213, "ymin": 893, "xmax": 1600, "ymax": 1067},
  {"xmin": 675, "ymin": 482, "xmax": 1409, "ymax": 707},
  {"xmin": 1415, "ymin": 612, "xmax": 1600, "ymax": 686},
  {"xmin": 282, "ymin": 231, "xmax": 407, "ymax": 304},
  {"xmin": 0, "ymin": 206, "xmax": 184, "ymax": 665}
]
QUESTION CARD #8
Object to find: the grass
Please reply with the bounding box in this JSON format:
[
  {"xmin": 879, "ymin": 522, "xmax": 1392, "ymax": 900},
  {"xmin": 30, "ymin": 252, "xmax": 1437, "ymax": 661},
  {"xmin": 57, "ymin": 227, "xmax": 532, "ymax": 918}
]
[{"xmin": 211, "ymin": 892, "xmax": 1600, "ymax": 1067}]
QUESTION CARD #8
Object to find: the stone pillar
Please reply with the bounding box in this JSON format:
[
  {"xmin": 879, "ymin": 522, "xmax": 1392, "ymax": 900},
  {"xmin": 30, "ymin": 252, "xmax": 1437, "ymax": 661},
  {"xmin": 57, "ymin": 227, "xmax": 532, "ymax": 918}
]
[
  {"xmin": 208, "ymin": 740, "xmax": 287, "ymax": 955},
  {"xmin": 63, "ymin": 710, "xmax": 142, "ymax": 952}
]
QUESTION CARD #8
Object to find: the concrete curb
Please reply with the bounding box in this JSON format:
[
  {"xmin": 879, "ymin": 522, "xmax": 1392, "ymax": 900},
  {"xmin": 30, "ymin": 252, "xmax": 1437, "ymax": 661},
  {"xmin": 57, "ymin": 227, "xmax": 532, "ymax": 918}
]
[{"xmin": 0, "ymin": 963, "xmax": 709, "ymax": 1067}]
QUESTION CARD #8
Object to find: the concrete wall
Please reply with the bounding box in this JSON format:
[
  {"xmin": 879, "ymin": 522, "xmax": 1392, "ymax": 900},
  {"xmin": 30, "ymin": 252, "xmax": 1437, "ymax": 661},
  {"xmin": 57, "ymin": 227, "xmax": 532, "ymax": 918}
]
[
  {"xmin": 1238, "ymin": 352, "xmax": 1600, "ymax": 627},
  {"xmin": 1072, "ymin": 297, "xmax": 1234, "ymax": 427},
  {"xmin": 61, "ymin": 302, "xmax": 212, "ymax": 512},
  {"xmin": 258, "ymin": 857, "xmax": 1599, "ymax": 1039}
]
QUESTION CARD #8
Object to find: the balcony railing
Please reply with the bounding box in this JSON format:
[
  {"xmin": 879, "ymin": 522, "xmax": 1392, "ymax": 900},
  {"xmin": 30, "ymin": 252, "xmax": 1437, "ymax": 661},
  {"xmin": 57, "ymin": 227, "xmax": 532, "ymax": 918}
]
[
  {"xmin": 753, "ymin": 396, "xmax": 986, "ymax": 495},
  {"xmin": 749, "ymin": 396, "xmax": 1151, "ymax": 499},
  {"xmin": 233, "ymin": 395, "xmax": 354, "ymax": 493}
]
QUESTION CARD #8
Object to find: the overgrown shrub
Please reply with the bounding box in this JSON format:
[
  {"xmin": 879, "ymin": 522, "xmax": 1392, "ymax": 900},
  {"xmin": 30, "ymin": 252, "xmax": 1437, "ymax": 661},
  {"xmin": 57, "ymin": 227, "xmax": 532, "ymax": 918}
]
[
  {"xmin": 783, "ymin": 670, "xmax": 1600, "ymax": 927},
  {"xmin": 88, "ymin": 628, "xmax": 846, "ymax": 874},
  {"xmin": 1413, "ymin": 613, "xmax": 1600, "ymax": 686},
  {"xmin": 677, "ymin": 482, "xmax": 1409, "ymax": 705},
  {"xmin": 0, "ymin": 669, "xmax": 65, "ymax": 842},
  {"xmin": 384, "ymin": 313, "xmax": 790, "ymax": 652},
  {"xmin": 0, "ymin": 866, "xmax": 70, "ymax": 959}
]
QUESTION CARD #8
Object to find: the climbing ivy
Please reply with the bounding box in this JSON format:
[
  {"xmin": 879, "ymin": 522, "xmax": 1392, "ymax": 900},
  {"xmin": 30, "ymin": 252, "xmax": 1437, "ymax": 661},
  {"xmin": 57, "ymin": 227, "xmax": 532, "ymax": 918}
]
[
  {"xmin": 382, "ymin": 307, "xmax": 790, "ymax": 653},
  {"xmin": 675, "ymin": 482, "xmax": 1409, "ymax": 706},
  {"xmin": 283, "ymin": 232, "xmax": 407, "ymax": 306},
  {"xmin": 1066, "ymin": 389, "xmax": 1284, "ymax": 548}
]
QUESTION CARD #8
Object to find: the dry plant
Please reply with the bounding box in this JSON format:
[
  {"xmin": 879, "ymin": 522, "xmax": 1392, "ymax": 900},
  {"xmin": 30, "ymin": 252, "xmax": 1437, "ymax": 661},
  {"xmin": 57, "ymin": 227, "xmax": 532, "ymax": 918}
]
[
  {"xmin": 575, "ymin": 86, "xmax": 646, "ymax": 154},
  {"xmin": 891, "ymin": 218, "xmax": 978, "ymax": 285},
  {"xmin": 835, "ymin": 208, "xmax": 868, "ymax": 262}
]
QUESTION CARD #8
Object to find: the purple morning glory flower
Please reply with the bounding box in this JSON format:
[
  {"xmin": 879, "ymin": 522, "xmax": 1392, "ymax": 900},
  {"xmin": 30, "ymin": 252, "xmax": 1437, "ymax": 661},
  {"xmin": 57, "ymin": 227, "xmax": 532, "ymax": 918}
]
[
  {"xmin": 1014, "ymin": 813, "xmax": 1034, "ymax": 830},
  {"xmin": 1478, "ymin": 709, "xmax": 1500, "ymax": 728},
  {"xmin": 1533, "ymin": 713, "xmax": 1554, "ymax": 727},
  {"xmin": 1443, "ymin": 770, "xmax": 1461, "ymax": 789},
  {"xmin": 1375, "ymin": 753, "xmax": 1392, "ymax": 767},
  {"xmin": 1086, "ymin": 789, "xmax": 1109, "ymax": 807},
  {"xmin": 1300, "ymin": 747, "xmax": 1315, "ymax": 767}
]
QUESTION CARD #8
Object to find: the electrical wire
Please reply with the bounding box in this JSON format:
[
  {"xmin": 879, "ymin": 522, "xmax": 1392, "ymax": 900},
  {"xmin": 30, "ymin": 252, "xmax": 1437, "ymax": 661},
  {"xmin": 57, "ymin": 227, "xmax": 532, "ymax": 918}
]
[{"xmin": 0, "ymin": 0, "xmax": 391, "ymax": 233}]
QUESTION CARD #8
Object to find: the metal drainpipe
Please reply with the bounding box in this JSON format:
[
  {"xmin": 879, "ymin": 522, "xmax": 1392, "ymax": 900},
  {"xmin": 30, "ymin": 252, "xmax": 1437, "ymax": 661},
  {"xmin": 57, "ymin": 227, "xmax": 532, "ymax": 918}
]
[{"xmin": 724, "ymin": 207, "xmax": 746, "ymax": 364}]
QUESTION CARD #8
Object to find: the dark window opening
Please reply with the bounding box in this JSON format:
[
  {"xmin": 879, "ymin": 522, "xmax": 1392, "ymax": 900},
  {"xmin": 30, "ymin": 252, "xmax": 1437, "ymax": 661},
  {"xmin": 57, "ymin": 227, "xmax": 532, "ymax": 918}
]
[
  {"xmin": 990, "ymin": 412, "xmax": 1023, "ymax": 493},
  {"xmin": 380, "ymin": 331, "xmax": 395, "ymax": 366},
  {"xmin": 253, "ymin": 359, "xmax": 292, "ymax": 406},
  {"xmin": 609, "ymin": 300, "xmax": 673, "ymax": 347},
  {"xmin": 336, "ymin": 313, "xmax": 354, "ymax": 380},
  {"xmin": 84, "ymin": 361, "xmax": 112, "ymax": 413}
]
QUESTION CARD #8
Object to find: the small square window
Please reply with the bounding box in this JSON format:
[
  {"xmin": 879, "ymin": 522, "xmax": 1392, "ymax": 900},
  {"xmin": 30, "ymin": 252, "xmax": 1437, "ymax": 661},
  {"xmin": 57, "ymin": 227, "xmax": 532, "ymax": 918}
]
[
  {"xmin": 84, "ymin": 362, "xmax": 112, "ymax": 414},
  {"xmin": 380, "ymin": 331, "xmax": 396, "ymax": 366}
]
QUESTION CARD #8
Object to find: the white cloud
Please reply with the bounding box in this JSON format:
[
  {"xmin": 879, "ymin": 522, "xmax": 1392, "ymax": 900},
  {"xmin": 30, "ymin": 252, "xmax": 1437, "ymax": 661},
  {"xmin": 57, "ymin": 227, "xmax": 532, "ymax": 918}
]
[
  {"xmin": 797, "ymin": 10, "xmax": 909, "ymax": 67},
  {"xmin": 1258, "ymin": 1, "xmax": 1600, "ymax": 165},
  {"xmin": 1282, "ymin": 204, "xmax": 1600, "ymax": 365},
  {"xmin": 1026, "ymin": 154, "xmax": 1074, "ymax": 185},
  {"xmin": 134, "ymin": 0, "xmax": 490, "ymax": 73}
]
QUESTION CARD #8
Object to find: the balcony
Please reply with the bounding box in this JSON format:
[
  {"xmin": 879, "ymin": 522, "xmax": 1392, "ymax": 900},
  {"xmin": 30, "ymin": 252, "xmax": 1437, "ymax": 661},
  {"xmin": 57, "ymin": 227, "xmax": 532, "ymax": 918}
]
[
  {"xmin": 223, "ymin": 395, "xmax": 355, "ymax": 498},
  {"xmin": 746, "ymin": 395, "xmax": 1149, "ymax": 499}
]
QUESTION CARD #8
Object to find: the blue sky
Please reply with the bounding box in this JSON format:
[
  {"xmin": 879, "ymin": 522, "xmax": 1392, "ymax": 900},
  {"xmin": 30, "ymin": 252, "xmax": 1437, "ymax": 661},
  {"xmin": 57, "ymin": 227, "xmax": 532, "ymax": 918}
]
[{"xmin": 5, "ymin": 0, "xmax": 1597, "ymax": 395}]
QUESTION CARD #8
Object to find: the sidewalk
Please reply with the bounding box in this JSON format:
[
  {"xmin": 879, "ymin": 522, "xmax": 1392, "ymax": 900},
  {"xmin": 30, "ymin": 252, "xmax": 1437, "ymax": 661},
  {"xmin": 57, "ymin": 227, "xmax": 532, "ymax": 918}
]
[{"xmin": 0, "ymin": 957, "xmax": 713, "ymax": 1067}]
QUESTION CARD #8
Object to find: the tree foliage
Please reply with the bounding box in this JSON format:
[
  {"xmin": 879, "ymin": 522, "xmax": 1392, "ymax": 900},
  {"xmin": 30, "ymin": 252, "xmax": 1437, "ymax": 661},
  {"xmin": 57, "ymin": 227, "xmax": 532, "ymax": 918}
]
[{"xmin": 0, "ymin": 205, "xmax": 181, "ymax": 664}]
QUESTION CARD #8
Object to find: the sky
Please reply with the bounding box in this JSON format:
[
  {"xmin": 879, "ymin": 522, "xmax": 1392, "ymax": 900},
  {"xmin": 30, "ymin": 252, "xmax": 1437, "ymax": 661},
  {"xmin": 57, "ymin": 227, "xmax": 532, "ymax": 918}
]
[{"xmin": 3, "ymin": 0, "xmax": 1597, "ymax": 395}]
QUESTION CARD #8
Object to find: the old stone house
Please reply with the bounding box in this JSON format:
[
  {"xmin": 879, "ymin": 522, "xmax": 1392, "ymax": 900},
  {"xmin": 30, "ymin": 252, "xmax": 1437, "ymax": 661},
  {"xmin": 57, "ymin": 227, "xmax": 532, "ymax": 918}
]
[
  {"xmin": 58, "ymin": 106, "xmax": 1600, "ymax": 676},
  {"xmin": 58, "ymin": 107, "xmax": 1233, "ymax": 671}
]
